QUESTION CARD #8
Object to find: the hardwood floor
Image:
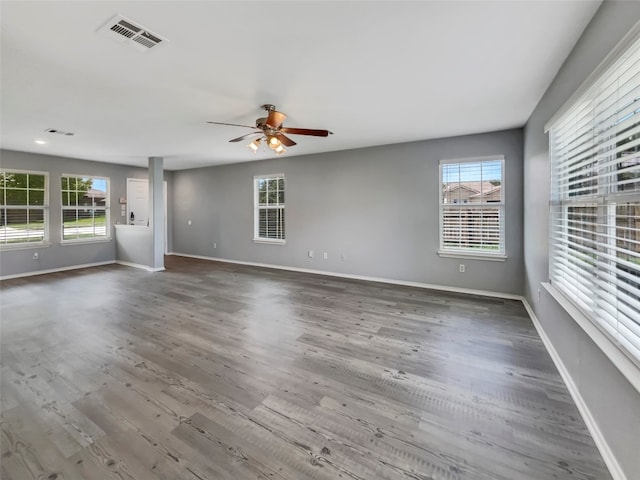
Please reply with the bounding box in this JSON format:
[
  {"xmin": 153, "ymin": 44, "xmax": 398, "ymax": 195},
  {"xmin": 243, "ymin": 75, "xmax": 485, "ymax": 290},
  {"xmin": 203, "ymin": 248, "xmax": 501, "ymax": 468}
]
[{"xmin": 0, "ymin": 255, "xmax": 611, "ymax": 480}]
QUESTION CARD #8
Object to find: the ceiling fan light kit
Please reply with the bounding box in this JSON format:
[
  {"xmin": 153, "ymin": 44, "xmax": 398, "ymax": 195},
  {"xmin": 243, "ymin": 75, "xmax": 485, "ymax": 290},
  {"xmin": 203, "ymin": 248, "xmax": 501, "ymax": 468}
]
[
  {"xmin": 248, "ymin": 138, "xmax": 261, "ymax": 152},
  {"xmin": 207, "ymin": 104, "xmax": 332, "ymax": 156},
  {"xmin": 248, "ymin": 135, "xmax": 285, "ymax": 155}
]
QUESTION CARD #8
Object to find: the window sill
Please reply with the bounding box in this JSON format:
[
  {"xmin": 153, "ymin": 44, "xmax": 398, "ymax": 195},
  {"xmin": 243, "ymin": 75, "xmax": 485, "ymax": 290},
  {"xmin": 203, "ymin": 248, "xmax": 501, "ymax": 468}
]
[
  {"xmin": 0, "ymin": 242, "xmax": 51, "ymax": 251},
  {"xmin": 253, "ymin": 238, "xmax": 286, "ymax": 246},
  {"xmin": 61, "ymin": 238, "xmax": 112, "ymax": 246},
  {"xmin": 542, "ymin": 282, "xmax": 640, "ymax": 395},
  {"xmin": 437, "ymin": 250, "xmax": 507, "ymax": 261}
]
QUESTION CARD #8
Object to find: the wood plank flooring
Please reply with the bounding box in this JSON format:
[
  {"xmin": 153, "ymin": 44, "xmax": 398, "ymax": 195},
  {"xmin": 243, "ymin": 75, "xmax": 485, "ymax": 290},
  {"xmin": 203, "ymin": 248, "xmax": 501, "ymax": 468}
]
[{"xmin": 0, "ymin": 255, "xmax": 611, "ymax": 480}]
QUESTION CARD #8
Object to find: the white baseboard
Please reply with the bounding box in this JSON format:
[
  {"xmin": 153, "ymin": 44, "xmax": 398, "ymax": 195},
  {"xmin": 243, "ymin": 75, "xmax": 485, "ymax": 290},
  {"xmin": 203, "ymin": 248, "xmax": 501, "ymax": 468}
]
[
  {"xmin": 170, "ymin": 252, "xmax": 522, "ymax": 301},
  {"xmin": 1, "ymin": 251, "xmax": 622, "ymax": 479},
  {"xmin": 115, "ymin": 260, "xmax": 165, "ymax": 272},
  {"xmin": 0, "ymin": 260, "xmax": 116, "ymax": 281},
  {"xmin": 521, "ymin": 299, "xmax": 625, "ymax": 480}
]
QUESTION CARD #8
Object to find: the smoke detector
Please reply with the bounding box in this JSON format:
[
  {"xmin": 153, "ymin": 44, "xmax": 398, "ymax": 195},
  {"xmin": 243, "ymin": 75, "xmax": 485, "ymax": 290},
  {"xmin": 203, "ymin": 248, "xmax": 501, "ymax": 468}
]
[{"xmin": 98, "ymin": 14, "xmax": 167, "ymax": 52}]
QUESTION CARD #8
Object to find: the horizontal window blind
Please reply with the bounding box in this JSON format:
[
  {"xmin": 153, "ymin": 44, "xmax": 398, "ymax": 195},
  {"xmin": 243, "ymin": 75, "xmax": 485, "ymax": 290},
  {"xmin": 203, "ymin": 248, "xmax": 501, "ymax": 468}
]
[
  {"xmin": 254, "ymin": 175, "xmax": 285, "ymax": 241},
  {"xmin": 61, "ymin": 175, "xmax": 110, "ymax": 241},
  {"xmin": 549, "ymin": 35, "xmax": 640, "ymax": 364},
  {"xmin": 439, "ymin": 158, "xmax": 505, "ymax": 255},
  {"xmin": 258, "ymin": 208, "xmax": 285, "ymax": 240},
  {"xmin": 442, "ymin": 207, "xmax": 503, "ymax": 250},
  {"xmin": 0, "ymin": 170, "xmax": 48, "ymax": 245}
]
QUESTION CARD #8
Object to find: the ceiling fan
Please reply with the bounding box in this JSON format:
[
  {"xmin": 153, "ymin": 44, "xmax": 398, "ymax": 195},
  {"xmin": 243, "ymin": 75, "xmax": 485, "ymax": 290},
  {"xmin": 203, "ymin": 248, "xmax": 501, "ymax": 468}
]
[{"xmin": 207, "ymin": 104, "xmax": 333, "ymax": 155}]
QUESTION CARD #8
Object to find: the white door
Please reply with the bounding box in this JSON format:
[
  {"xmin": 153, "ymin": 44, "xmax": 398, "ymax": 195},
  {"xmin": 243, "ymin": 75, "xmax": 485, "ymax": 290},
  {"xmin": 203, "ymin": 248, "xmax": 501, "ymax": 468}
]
[
  {"xmin": 127, "ymin": 178, "xmax": 148, "ymax": 226},
  {"xmin": 126, "ymin": 178, "xmax": 168, "ymax": 253}
]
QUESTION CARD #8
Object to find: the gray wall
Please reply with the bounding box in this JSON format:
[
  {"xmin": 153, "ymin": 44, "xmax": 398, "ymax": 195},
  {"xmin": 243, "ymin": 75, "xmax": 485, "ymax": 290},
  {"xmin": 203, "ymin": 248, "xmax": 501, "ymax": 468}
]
[
  {"xmin": 523, "ymin": 2, "xmax": 640, "ymax": 477},
  {"xmin": 172, "ymin": 128, "xmax": 524, "ymax": 295},
  {"xmin": 0, "ymin": 149, "xmax": 173, "ymax": 277},
  {"xmin": 114, "ymin": 226, "xmax": 152, "ymax": 267}
]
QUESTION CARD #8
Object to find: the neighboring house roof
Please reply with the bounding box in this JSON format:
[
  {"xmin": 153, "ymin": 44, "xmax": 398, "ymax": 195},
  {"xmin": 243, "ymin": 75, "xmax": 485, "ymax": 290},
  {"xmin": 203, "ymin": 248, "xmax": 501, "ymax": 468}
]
[
  {"xmin": 469, "ymin": 185, "xmax": 502, "ymax": 198},
  {"xmin": 83, "ymin": 188, "xmax": 106, "ymax": 199},
  {"xmin": 443, "ymin": 181, "xmax": 495, "ymax": 194},
  {"xmin": 79, "ymin": 189, "xmax": 107, "ymax": 205}
]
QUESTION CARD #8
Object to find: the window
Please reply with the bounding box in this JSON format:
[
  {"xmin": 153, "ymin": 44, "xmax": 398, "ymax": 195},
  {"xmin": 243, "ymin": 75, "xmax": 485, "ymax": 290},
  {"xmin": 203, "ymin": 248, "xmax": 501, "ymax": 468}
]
[
  {"xmin": 61, "ymin": 175, "xmax": 110, "ymax": 242},
  {"xmin": 254, "ymin": 174, "xmax": 285, "ymax": 243},
  {"xmin": 0, "ymin": 170, "xmax": 48, "ymax": 246},
  {"xmin": 548, "ymin": 35, "xmax": 640, "ymax": 364},
  {"xmin": 439, "ymin": 157, "xmax": 505, "ymax": 258}
]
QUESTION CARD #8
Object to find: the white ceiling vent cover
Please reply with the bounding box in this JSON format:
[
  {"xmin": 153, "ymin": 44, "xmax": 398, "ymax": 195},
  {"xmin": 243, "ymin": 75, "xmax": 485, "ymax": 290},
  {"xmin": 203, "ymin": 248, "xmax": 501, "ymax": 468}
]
[{"xmin": 98, "ymin": 15, "xmax": 167, "ymax": 52}]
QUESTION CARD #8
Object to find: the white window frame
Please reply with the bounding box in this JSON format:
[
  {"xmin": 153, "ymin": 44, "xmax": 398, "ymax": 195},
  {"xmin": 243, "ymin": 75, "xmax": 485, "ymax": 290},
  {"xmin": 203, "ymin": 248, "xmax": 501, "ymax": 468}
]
[
  {"xmin": 438, "ymin": 156, "xmax": 506, "ymax": 260},
  {"xmin": 0, "ymin": 169, "xmax": 49, "ymax": 249},
  {"xmin": 253, "ymin": 174, "xmax": 286, "ymax": 245},
  {"xmin": 546, "ymin": 24, "xmax": 640, "ymax": 390},
  {"xmin": 60, "ymin": 174, "xmax": 111, "ymax": 244}
]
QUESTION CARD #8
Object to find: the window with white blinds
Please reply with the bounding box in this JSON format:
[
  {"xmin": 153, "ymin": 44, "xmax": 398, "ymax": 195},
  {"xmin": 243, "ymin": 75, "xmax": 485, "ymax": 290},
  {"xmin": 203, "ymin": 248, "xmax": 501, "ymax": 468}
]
[
  {"xmin": 61, "ymin": 175, "xmax": 110, "ymax": 242},
  {"xmin": 548, "ymin": 35, "xmax": 640, "ymax": 364},
  {"xmin": 439, "ymin": 157, "xmax": 505, "ymax": 258},
  {"xmin": 0, "ymin": 170, "xmax": 49, "ymax": 247},
  {"xmin": 254, "ymin": 174, "xmax": 285, "ymax": 243}
]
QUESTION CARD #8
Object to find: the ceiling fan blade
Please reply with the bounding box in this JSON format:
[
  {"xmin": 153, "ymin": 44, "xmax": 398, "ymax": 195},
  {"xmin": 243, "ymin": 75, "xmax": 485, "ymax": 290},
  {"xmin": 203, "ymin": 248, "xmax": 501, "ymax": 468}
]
[
  {"xmin": 280, "ymin": 127, "xmax": 332, "ymax": 137},
  {"xmin": 229, "ymin": 132, "xmax": 262, "ymax": 143},
  {"xmin": 265, "ymin": 110, "xmax": 287, "ymax": 129},
  {"xmin": 207, "ymin": 121, "xmax": 256, "ymax": 129},
  {"xmin": 275, "ymin": 133, "xmax": 296, "ymax": 147}
]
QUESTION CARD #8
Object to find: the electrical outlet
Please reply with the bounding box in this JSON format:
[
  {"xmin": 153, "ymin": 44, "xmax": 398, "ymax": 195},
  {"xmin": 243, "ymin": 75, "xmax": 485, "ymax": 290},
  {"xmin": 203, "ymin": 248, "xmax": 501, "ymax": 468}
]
[
  {"xmin": 537, "ymin": 288, "xmax": 541, "ymax": 302},
  {"xmin": 187, "ymin": 219, "xmax": 192, "ymax": 226},
  {"xmin": 323, "ymin": 252, "xmax": 328, "ymax": 260},
  {"xmin": 308, "ymin": 250, "xmax": 314, "ymax": 258},
  {"xmin": 459, "ymin": 264, "xmax": 465, "ymax": 273},
  {"xmin": 33, "ymin": 252, "xmax": 38, "ymax": 260},
  {"xmin": 213, "ymin": 242, "xmax": 217, "ymax": 249}
]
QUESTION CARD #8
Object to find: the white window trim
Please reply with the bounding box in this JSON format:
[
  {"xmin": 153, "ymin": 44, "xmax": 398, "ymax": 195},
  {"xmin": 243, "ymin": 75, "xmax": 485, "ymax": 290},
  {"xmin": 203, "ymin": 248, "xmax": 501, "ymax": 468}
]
[
  {"xmin": 253, "ymin": 238, "xmax": 286, "ymax": 246},
  {"xmin": 0, "ymin": 169, "xmax": 50, "ymax": 249},
  {"xmin": 0, "ymin": 242, "xmax": 52, "ymax": 251},
  {"xmin": 545, "ymin": 19, "xmax": 640, "ymax": 132},
  {"xmin": 60, "ymin": 174, "xmax": 111, "ymax": 244},
  {"xmin": 437, "ymin": 251, "xmax": 507, "ymax": 261},
  {"xmin": 546, "ymin": 22, "xmax": 640, "ymax": 374},
  {"xmin": 253, "ymin": 173, "xmax": 286, "ymax": 245},
  {"xmin": 438, "ymin": 156, "xmax": 506, "ymax": 259},
  {"xmin": 543, "ymin": 282, "xmax": 640, "ymax": 394},
  {"xmin": 60, "ymin": 238, "xmax": 112, "ymax": 246}
]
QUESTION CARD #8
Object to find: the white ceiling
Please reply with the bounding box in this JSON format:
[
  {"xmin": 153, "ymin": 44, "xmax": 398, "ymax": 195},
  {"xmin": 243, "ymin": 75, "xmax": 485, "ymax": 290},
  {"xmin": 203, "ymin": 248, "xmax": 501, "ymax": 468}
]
[{"xmin": 1, "ymin": 1, "xmax": 602, "ymax": 170}]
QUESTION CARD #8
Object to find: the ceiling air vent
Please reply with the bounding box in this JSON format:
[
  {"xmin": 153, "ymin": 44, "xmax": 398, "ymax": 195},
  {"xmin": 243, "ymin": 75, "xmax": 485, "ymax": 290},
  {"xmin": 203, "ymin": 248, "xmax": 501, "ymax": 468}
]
[{"xmin": 99, "ymin": 15, "xmax": 166, "ymax": 52}]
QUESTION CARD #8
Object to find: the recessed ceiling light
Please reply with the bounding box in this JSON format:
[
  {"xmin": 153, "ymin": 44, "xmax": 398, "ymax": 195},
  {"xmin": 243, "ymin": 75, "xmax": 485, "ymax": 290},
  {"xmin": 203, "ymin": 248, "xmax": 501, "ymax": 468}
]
[{"xmin": 34, "ymin": 139, "xmax": 47, "ymax": 145}]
